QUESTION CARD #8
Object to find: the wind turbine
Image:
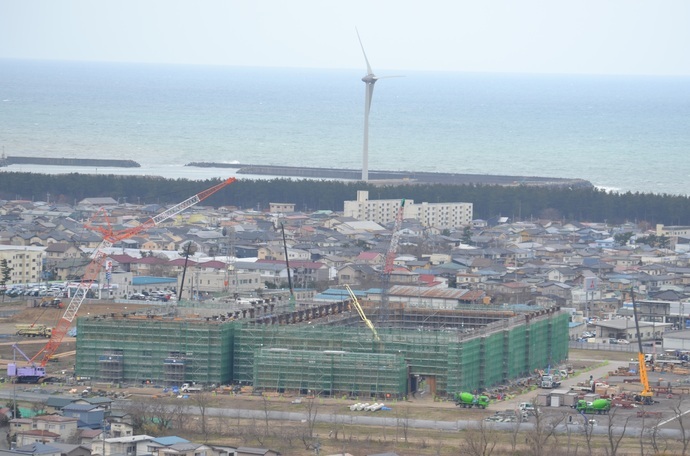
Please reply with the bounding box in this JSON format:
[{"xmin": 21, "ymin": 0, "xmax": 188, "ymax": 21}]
[{"xmin": 357, "ymin": 29, "xmax": 398, "ymax": 182}]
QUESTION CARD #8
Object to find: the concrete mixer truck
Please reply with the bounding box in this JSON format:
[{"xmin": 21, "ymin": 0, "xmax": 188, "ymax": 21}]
[{"xmin": 454, "ymin": 392, "xmax": 490, "ymax": 409}]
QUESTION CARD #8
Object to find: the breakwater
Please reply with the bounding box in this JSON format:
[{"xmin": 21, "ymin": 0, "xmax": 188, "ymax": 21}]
[
  {"xmin": 1, "ymin": 156, "xmax": 140, "ymax": 168},
  {"xmin": 186, "ymin": 161, "xmax": 593, "ymax": 189}
]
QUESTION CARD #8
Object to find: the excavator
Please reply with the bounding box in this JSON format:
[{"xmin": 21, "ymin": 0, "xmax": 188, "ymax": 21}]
[{"xmin": 631, "ymin": 288, "xmax": 654, "ymax": 405}]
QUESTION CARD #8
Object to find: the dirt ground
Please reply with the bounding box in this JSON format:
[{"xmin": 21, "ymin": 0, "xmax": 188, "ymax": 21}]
[{"xmin": 0, "ymin": 300, "xmax": 152, "ymax": 375}]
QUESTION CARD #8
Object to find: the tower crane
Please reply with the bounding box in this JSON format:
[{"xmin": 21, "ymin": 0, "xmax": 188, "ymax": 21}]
[
  {"xmin": 631, "ymin": 288, "xmax": 654, "ymax": 405},
  {"xmin": 8, "ymin": 177, "xmax": 236, "ymax": 382},
  {"xmin": 379, "ymin": 199, "xmax": 405, "ymax": 325}
]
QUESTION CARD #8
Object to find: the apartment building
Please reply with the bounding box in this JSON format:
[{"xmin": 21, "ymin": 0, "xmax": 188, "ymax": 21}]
[
  {"xmin": 0, "ymin": 246, "xmax": 45, "ymax": 286},
  {"xmin": 343, "ymin": 190, "xmax": 473, "ymax": 229}
]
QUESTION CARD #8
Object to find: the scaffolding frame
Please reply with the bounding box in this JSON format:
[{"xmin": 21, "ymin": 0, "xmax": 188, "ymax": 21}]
[
  {"xmin": 253, "ymin": 349, "xmax": 407, "ymax": 398},
  {"xmin": 75, "ymin": 306, "xmax": 568, "ymax": 397},
  {"xmin": 76, "ymin": 317, "xmax": 234, "ymax": 385}
]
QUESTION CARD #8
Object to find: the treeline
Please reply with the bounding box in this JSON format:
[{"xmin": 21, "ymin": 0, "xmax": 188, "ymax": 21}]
[{"xmin": 1, "ymin": 171, "xmax": 689, "ymax": 225}]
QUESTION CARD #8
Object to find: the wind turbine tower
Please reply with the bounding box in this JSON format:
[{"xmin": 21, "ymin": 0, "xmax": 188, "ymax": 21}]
[{"xmin": 357, "ymin": 29, "xmax": 379, "ymax": 182}]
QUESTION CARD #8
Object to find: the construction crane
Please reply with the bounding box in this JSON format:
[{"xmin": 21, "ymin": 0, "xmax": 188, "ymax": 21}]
[
  {"xmin": 631, "ymin": 288, "xmax": 654, "ymax": 405},
  {"xmin": 379, "ymin": 199, "xmax": 405, "ymax": 325},
  {"xmin": 280, "ymin": 222, "xmax": 296, "ymax": 310},
  {"xmin": 345, "ymin": 284, "xmax": 380, "ymax": 342},
  {"xmin": 8, "ymin": 177, "xmax": 236, "ymax": 382}
]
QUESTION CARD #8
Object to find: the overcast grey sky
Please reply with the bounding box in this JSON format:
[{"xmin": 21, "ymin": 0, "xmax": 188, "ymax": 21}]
[{"xmin": 1, "ymin": 0, "xmax": 689, "ymax": 75}]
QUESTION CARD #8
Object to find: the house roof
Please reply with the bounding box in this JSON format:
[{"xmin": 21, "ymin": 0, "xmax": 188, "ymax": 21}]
[
  {"xmin": 45, "ymin": 397, "xmax": 76, "ymax": 408},
  {"xmin": 12, "ymin": 443, "xmax": 62, "ymax": 454},
  {"xmin": 132, "ymin": 276, "xmax": 177, "ymax": 286},
  {"xmin": 81, "ymin": 397, "xmax": 113, "ymax": 405},
  {"xmin": 356, "ymin": 251, "xmax": 381, "ymax": 261},
  {"xmin": 15, "ymin": 430, "xmax": 60, "ymax": 438},
  {"xmin": 63, "ymin": 403, "xmax": 102, "ymax": 412},
  {"xmin": 151, "ymin": 437, "xmax": 190, "ymax": 446}
]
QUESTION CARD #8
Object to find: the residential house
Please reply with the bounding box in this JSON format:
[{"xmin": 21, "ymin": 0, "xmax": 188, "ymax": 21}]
[
  {"xmin": 61, "ymin": 404, "xmax": 105, "ymax": 429},
  {"xmin": 11, "ymin": 416, "xmax": 79, "ymax": 447},
  {"xmin": 91, "ymin": 434, "xmax": 156, "ymax": 456},
  {"xmin": 44, "ymin": 243, "xmax": 81, "ymax": 267},
  {"xmin": 336, "ymin": 264, "xmax": 377, "ymax": 286}
]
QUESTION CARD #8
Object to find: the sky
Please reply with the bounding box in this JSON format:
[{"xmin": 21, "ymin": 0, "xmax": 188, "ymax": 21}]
[{"xmin": 1, "ymin": 0, "xmax": 690, "ymax": 75}]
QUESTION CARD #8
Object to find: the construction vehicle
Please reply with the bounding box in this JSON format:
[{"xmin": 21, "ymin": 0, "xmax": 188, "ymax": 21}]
[
  {"xmin": 181, "ymin": 383, "xmax": 203, "ymax": 393},
  {"xmin": 631, "ymin": 288, "xmax": 654, "ymax": 405},
  {"xmin": 454, "ymin": 392, "xmax": 490, "ymax": 409},
  {"xmin": 15, "ymin": 324, "xmax": 52, "ymax": 338},
  {"xmin": 575, "ymin": 399, "xmax": 611, "ymax": 414},
  {"xmin": 7, "ymin": 344, "xmax": 45, "ymax": 383},
  {"xmin": 540, "ymin": 374, "xmax": 562, "ymax": 389},
  {"xmin": 39, "ymin": 297, "xmax": 63, "ymax": 308},
  {"xmin": 7, "ymin": 178, "xmax": 236, "ymax": 383},
  {"xmin": 345, "ymin": 284, "xmax": 380, "ymax": 342}
]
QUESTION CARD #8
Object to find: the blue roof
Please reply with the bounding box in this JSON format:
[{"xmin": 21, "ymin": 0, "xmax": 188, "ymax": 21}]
[
  {"xmin": 152, "ymin": 436, "xmax": 190, "ymax": 446},
  {"xmin": 320, "ymin": 288, "xmax": 367, "ymax": 298},
  {"xmin": 14, "ymin": 443, "xmax": 62, "ymax": 454},
  {"xmin": 132, "ymin": 276, "xmax": 177, "ymax": 285}
]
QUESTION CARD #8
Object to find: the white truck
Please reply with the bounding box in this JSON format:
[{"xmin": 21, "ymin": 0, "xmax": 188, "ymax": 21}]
[
  {"xmin": 181, "ymin": 383, "xmax": 203, "ymax": 393},
  {"xmin": 540, "ymin": 374, "xmax": 562, "ymax": 389}
]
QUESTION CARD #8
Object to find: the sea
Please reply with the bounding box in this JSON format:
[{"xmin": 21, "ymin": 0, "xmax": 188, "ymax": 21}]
[{"xmin": 1, "ymin": 59, "xmax": 689, "ymax": 196}]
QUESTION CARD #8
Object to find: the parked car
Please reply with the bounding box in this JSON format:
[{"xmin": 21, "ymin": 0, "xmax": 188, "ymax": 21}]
[{"xmin": 617, "ymin": 339, "xmax": 630, "ymax": 344}]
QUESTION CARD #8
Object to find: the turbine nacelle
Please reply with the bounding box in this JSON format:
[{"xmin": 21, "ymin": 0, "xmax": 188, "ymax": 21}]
[{"xmin": 362, "ymin": 74, "xmax": 378, "ymax": 84}]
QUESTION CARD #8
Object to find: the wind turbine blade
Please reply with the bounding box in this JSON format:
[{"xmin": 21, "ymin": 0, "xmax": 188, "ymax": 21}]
[{"xmin": 356, "ymin": 28, "xmax": 374, "ymax": 76}]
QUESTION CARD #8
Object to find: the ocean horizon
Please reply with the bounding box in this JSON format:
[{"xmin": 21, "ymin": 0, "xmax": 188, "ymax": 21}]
[{"xmin": 1, "ymin": 59, "xmax": 689, "ymax": 196}]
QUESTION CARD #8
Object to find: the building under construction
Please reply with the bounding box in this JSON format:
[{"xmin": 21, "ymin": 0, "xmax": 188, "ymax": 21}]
[{"xmin": 75, "ymin": 295, "xmax": 568, "ymax": 398}]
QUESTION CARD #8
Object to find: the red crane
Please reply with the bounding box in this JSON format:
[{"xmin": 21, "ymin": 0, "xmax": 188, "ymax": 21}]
[
  {"xmin": 9, "ymin": 177, "xmax": 236, "ymax": 381},
  {"xmin": 379, "ymin": 199, "xmax": 405, "ymax": 325}
]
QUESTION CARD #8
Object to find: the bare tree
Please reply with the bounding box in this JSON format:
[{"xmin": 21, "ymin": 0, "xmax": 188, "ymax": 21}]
[
  {"xmin": 148, "ymin": 398, "xmax": 180, "ymax": 432},
  {"xmin": 30, "ymin": 398, "xmax": 48, "ymax": 416},
  {"xmin": 661, "ymin": 397, "xmax": 690, "ymax": 456},
  {"xmin": 124, "ymin": 398, "xmax": 154, "ymax": 434},
  {"xmin": 509, "ymin": 410, "xmax": 523, "ymax": 453},
  {"xmin": 191, "ymin": 391, "xmax": 213, "ymax": 441},
  {"xmin": 459, "ymin": 420, "xmax": 497, "ymax": 456},
  {"xmin": 170, "ymin": 401, "xmax": 190, "ymax": 433},
  {"xmin": 300, "ymin": 394, "xmax": 319, "ymax": 451},
  {"xmin": 395, "ymin": 405, "xmax": 411, "ymax": 443},
  {"xmin": 577, "ymin": 411, "xmax": 596, "ymax": 456},
  {"xmin": 261, "ymin": 394, "xmax": 271, "ymax": 439},
  {"xmin": 639, "ymin": 411, "xmax": 668, "ymax": 456},
  {"xmin": 604, "ymin": 408, "xmax": 631, "ymax": 456},
  {"xmin": 524, "ymin": 405, "xmax": 565, "ymax": 456}
]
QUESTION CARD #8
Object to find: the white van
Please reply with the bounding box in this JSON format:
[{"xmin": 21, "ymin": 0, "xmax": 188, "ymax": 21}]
[{"xmin": 518, "ymin": 402, "xmax": 538, "ymax": 414}]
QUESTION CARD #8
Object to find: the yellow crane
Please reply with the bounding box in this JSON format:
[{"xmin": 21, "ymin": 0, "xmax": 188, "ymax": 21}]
[
  {"xmin": 631, "ymin": 288, "xmax": 654, "ymax": 405},
  {"xmin": 345, "ymin": 284, "xmax": 380, "ymax": 342}
]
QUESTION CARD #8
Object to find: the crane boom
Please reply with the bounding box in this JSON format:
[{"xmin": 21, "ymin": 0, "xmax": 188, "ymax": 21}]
[
  {"xmin": 380, "ymin": 199, "xmax": 405, "ymax": 325},
  {"xmin": 20, "ymin": 177, "xmax": 236, "ymax": 371},
  {"xmin": 631, "ymin": 288, "xmax": 654, "ymax": 404},
  {"xmin": 345, "ymin": 284, "xmax": 380, "ymax": 342}
]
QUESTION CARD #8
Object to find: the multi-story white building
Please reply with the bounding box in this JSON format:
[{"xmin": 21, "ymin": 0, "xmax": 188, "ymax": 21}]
[
  {"xmin": 0, "ymin": 245, "xmax": 45, "ymax": 286},
  {"xmin": 343, "ymin": 190, "xmax": 473, "ymax": 230}
]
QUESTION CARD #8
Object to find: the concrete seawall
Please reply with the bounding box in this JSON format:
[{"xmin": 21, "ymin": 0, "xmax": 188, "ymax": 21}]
[
  {"xmin": 2, "ymin": 156, "xmax": 140, "ymax": 168},
  {"xmin": 186, "ymin": 162, "xmax": 593, "ymax": 189}
]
